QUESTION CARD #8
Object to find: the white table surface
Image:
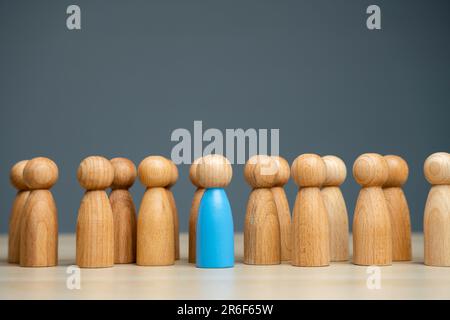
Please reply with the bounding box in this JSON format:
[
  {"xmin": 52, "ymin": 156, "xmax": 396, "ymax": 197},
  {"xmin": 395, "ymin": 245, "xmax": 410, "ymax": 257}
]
[{"xmin": 1, "ymin": 233, "xmax": 449, "ymax": 300}]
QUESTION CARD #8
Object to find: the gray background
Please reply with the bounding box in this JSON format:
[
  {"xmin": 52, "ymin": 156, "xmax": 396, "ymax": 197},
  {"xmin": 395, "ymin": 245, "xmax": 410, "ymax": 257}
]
[{"xmin": 1, "ymin": 0, "xmax": 449, "ymax": 233}]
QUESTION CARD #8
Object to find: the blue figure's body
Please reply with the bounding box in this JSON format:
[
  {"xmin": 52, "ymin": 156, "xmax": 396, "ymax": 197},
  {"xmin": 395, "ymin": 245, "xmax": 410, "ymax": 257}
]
[{"xmin": 196, "ymin": 188, "xmax": 234, "ymax": 268}]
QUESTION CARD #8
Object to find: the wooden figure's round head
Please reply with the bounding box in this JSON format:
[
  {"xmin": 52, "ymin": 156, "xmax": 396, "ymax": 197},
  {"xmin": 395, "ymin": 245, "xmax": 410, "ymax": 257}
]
[
  {"xmin": 110, "ymin": 157, "xmax": 137, "ymax": 189},
  {"xmin": 138, "ymin": 155, "xmax": 173, "ymax": 188},
  {"xmin": 353, "ymin": 153, "xmax": 388, "ymax": 187},
  {"xmin": 384, "ymin": 155, "xmax": 409, "ymax": 187},
  {"xmin": 322, "ymin": 155, "xmax": 347, "ymax": 187},
  {"xmin": 10, "ymin": 160, "xmax": 29, "ymax": 191},
  {"xmin": 23, "ymin": 157, "xmax": 59, "ymax": 190},
  {"xmin": 167, "ymin": 160, "xmax": 179, "ymax": 188},
  {"xmin": 189, "ymin": 157, "xmax": 203, "ymax": 187},
  {"xmin": 195, "ymin": 154, "xmax": 232, "ymax": 188},
  {"xmin": 291, "ymin": 154, "xmax": 326, "ymax": 187},
  {"xmin": 244, "ymin": 155, "xmax": 277, "ymax": 188},
  {"xmin": 424, "ymin": 152, "xmax": 450, "ymax": 185},
  {"xmin": 77, "ymin": 156, "xmax": 114, "ymax": 190},
  {"xmin": 272, "ymin": 156, "xmax": 290, "ymax": 187}
]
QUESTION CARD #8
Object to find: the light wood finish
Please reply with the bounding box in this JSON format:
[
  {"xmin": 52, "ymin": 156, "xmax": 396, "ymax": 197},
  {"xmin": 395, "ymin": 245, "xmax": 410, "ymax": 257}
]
[
  {"xmin": 188, "ymin": 157, "xmax": 204, "ymax": 263},
  {"xmin": 167, "ymin": 160, "xmax": 180, "ymax": 260},
  {"xmin": 244, "ymin": 155, "xmax": 281, "ymax": 265},
  {"xmin": 322, "ymin": 155, "xmax": 349, "ymax": 262},
  {"xmin": 195, "ymin": 154, "xmax": 232, "ymax": 188},
  {"xmin": 353, "ymin": 153, "xmax": 392, "ymax": 266},
  {"xmin": 2, "ymin": 233, "xmax": 450, "ymax": 300},
  {"xmin": 291, "ymin": 154, "xmax": 330, "ymax": 267},
  {"xmin": 424, "ymin": 152, "xmax": 450, "ymax": 267},
  {"xmin": 271, "ymin": 156, "xmax": 291, "ymax": 261},
  {"xmin": 137, "ymin": 188, "xmax": 175, "ymax": 266},
  {"xmin": 110, "ymin": 158, "xmax": 137, "ymax": 264},
  {"xmin": 271, "ymin": 187, "xmax": 291, "ymax": 261},
  {"xmin": 19, "ymin": 158, "xmax": 59, "ymax": 267},
  {"xmin": 138, "ymin": 156, "xmax": 173, "ymax": 188},
  {"xmin": 137, "ymin": 156, "xmax": 175, "ymax": 266},
  {"xmin": 188, "ymin": 188, "xmax": 205, "ymax": 263},
  {"xmin": 76, "ymin": 156, "xmax": 114, "ymax": 268},
  {"xmin": 383, "ymin": 155, "xmax": 412, "ymax": 261},
  {"xmin": 244, "ymin": 189, "xmax": 280, "ymax": 264},
  {"xmin": 8, "ymin": 160, "xmax": 30, "ymax": 263}
]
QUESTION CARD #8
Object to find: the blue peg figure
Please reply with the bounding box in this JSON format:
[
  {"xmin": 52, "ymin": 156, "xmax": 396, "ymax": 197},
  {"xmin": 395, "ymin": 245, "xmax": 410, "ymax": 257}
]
[{"xmin": 195, "ymin": 154, "xmax": 234, "ymax": 268}]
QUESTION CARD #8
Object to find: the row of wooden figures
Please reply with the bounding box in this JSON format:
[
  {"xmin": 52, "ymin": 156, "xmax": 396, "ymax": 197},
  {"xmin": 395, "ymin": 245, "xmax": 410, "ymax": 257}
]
[{"xmin": 7, "ymin": 152, "xmax": 450, "ymax": 268}]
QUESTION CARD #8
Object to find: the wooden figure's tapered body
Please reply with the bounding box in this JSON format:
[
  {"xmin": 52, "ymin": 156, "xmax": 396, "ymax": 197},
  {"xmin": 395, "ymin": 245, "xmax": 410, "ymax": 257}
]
[
  {"xmin": 321, "ymin": 155, "xmax": 349, "ymax": 262},
  {"xmin": 76, "ymin": 156, "xmax": 115, "ymax": 268},
  {"xmin": 166, "ymin": 189, "xmax": 180, "ymax": 260},
  {"xmin": 136, "ymin": 156, "xmax": 176, "ymax": 266},
  {"xmin": 423, "ymin": 152, "xmax": 450, "ymax": 267},
  {"xmin": 188, "ymin": 187, "xmax": 205, "ymax": 263},
  {"xmin": 20, "ymin": 190, "xmax": 58, "ymax": 267},
  {"xmin": 8, "ymin": 190, "xmax": 30, "ymax": 263},
  {"xmin": 19, "ymin": 157, "xmax": 59, "ymax": 267},
  {"xmin": 291, "ymin": 154, "xmax": 330, "ymax": 267},
  {"xmin": 353, "ymin": 187, "xmax": 392, "ymax": 265},
  {"xmin": 244, "ymin": 188, "xmax": 281, "ymax": 265},
  {"xmin": 352, "ymin": 154, "xmax": 392, "ymax": 266},
  {"xmin": 271, "ymin": 187, "xmax": 291, "ymax": 261},
  {"xmin": 321, "ymin": 186, "xmax": 349, "ymax": 261},
  {"xmin": 424, "ymin": 185, "xmax": 450, "ymax": 266},
  {"xmin": 109, "ymin": 157, "xmax": 137, "ymax": 264},
  {"xmin": 137, "ymin": 188, "xmax": 175, "ymax": 266},
  {"xmin": 384, "ymin": 187, "xmax": 411, "ymax": 261},
  {"xmin": 77, "ymin": 190, "xmax": 114, "ymax": 267},
  {"xmin": 292, "ymin": 188, "xmax": 330, "ymax": 266},
  {"xmin": 110, "ymin": 189, "xmax": 136, "ymax": 264},
  {"xmin": 8, "ymin": 160, "xmax": 30, "ymax": 264}
]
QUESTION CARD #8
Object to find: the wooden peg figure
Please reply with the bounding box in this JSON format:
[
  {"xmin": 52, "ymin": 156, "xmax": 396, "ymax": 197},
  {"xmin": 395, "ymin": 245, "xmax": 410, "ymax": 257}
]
[
  {"xmin": 137, "ymin": 156, "xmax": 175, "ymax": 266},
  {"xmin": 321, "ymin": 155, "xmax": 349, "ymax": 262},
  {"xmin": 20, "ymin": 157, "xmax": 59, "ymax": 267},
  {"xmin": 188, "ymin": 157, "xmax": 205, "ymax": 263},
  {"xmin": 110, "ymin": 157, "xmax": 137, "ymax": 264},
  {"xmin": 383, "ymin": 155, "xmax": 412, "ymax": 261},
  {"xmin": 76, "ymin": 156, "xmax": 115, "ymax": 268},
  {"xmin": 166, "ymin": 160, "xmax": 180, "ymax": 260},
  {"xmin": 8, "ymin": 160, "xmax": 30, "ymax": 263},
  {"xmin": 424, "ymin": 152, "xmax": 450, "ymax": 267},
  {"xmin": 291, "ymin": 154, "xmax": 330, "ymax": 267},
  {"xmin": 352, "ymin": 153, "xmax": 392, "ymax": 266},
  {"xmin": 244, "ymin": 155, "xmax": 281, "ymax": 265},
  {"xmin": 271, "ymin": 156, "xmax": 291, "ymax": 261}
]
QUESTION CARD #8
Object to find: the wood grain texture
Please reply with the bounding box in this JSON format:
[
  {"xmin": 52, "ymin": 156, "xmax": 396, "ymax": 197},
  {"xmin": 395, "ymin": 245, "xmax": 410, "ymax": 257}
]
[
  {"xmin": 110, "ymin": 189, "xmax": 136, "ymax": 264},
  {"xmin": 292, "ymin": 188, "xmax": 330, "ymax": 266},
  {"xmin": 291, "ymin": 154, "xmax": 330, "ymax": 267},
  {"xmin": 383, "ymin": 155, "xmax": 411, "ymax": 261},
  {"xmin": 384, "ymin": 188, "xmax": 412, "ymax": 261},
  {"xmin": 321, "ymin": 187, "xmax": 349, "ymax": 261},
  {"xmin": 424, "ymin": 185, "xmax": 450, "ymax": 266},
  {"xmin": 353, "ymin": 187, "xmax": 392, "ymax": 266},
  {"xmin": 8, "ymin": 190, "xmax": 30, "ymax": 263},
  {"xmin": 244, "ymin": 188, "xmax": 281, "ymax": 265},
  {"xmin": 76, "ymin": 190, "xmax": 114, "ymax": 268},
  {"xmin": 19, "ymin": 158, "xmax": 59, "ymax": 267},
  {"xmin": 20, "ymin": 190, "xmax": 58, "ymax": 267},
  {"xmin": 188, "ymin": 188, "xmax": 205, "ymax": 263},
  {"xmin": 271, "ymin": 187, "xmax": 291, "ymax": 261},
  {"xmin": 110, "ymin": 157, "xmax": 137, "ymax": 264},
  {"xmin": 352, "ymin": 153, "xmax": 392, "ymax": 266},
  {"xmin": 166, "ymin": 189, "xmax": 180, "ymax": 260},
  {"xmin": 137, "ymin": 188, "xmax": 175, "ymax": 266},
  {"xmin": 423, "ymin": 152, "xmax": 450, "ymax": 267},
  {"xmin": 322, "ymin": 155, "xmax": 348, "ymax": 262}
]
